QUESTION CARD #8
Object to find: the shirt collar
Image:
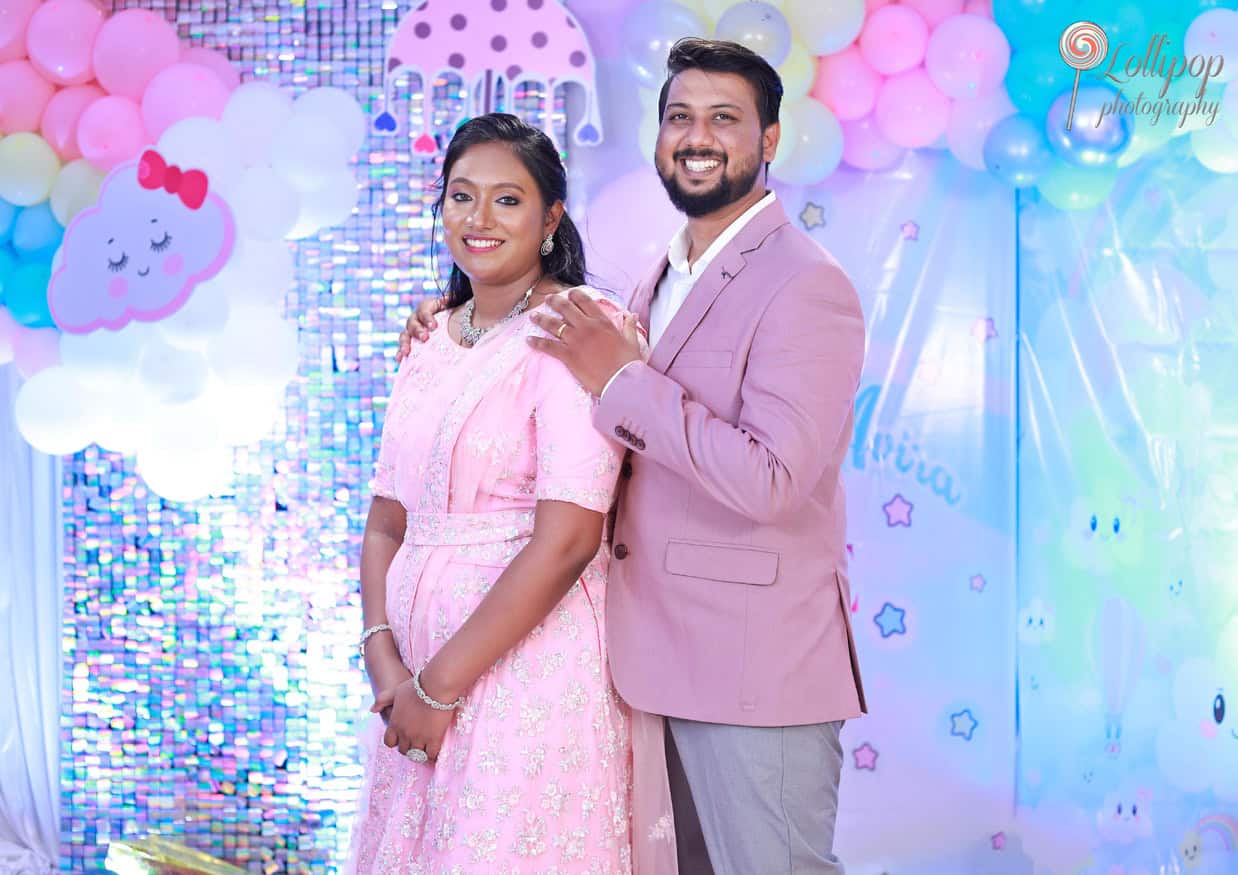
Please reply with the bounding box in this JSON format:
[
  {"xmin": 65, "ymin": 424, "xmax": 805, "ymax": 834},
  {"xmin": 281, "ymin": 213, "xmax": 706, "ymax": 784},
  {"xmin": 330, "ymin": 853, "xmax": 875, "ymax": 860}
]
[{"xmin": 666, "ymin": 190, "xmax": 777, "ymax": 277}]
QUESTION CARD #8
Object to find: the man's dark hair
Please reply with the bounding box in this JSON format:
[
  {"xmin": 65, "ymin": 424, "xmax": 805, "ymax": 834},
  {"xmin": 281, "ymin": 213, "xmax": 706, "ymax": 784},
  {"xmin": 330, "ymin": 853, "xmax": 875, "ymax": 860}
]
[{"xmin": 656, "ymin": 37, "xmax": 784, "ymax": 129}]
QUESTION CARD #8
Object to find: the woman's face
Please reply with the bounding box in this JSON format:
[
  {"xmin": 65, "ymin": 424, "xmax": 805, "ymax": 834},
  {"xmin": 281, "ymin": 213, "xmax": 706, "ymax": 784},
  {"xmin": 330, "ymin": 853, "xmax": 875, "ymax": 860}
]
[{"xmin": 441, "ymin": 141, "xmax": 559, "ymax": 290}]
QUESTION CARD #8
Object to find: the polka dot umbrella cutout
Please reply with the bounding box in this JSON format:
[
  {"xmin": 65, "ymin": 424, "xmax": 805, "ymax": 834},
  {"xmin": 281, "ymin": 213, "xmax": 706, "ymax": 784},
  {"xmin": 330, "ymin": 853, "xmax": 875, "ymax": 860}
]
[{"xmin": 374, "ymin": 0, "xmax": 603, "ymax": 154}]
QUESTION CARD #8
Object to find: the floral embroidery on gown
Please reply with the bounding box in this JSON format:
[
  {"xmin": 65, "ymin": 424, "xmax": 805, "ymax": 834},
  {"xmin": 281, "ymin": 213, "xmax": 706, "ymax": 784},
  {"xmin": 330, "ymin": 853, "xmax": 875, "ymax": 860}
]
[{"xmin": 346, "ymin": 293, "xmax": 640, "ymax": 874}]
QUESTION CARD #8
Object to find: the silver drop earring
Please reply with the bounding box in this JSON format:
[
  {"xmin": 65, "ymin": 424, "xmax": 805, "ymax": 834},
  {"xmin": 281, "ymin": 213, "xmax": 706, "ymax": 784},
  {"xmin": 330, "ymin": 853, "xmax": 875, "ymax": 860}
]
[{"xmin": 540, "ymin": 233, "xmax": 554, "ymax": 256}]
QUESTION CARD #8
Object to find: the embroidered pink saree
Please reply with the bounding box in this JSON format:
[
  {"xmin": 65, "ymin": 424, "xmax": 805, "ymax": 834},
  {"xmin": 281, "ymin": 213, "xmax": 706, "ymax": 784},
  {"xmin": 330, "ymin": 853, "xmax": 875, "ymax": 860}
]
[{"xmin": 346, "ymin": 293, "xmax": 675, "ymax": 874}]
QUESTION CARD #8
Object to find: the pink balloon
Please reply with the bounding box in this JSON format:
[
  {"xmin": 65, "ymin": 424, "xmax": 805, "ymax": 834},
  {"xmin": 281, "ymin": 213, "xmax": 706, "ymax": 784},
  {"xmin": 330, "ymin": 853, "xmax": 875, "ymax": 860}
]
[
  {"xmin": 25, "ymin": 0, "xmax": 105, "ymax": 85},
  {"xmin": 180, "ymin": 46, "xmax": 240, "ymax": 91},
  {"xmin": 860, "ymin": 5, "xmax": 930, "ymax": 76},
  {"xmin": 0, "ymin": 60, "xmax": 56, "ymax": 133},
  {"xmin": 925, "ymin": 13, "xmax": 1011, "ymax": 99},
  {"xmin": 13, "ymin": 327, "xmax": 62, "ymax": 379},
  {"xmin": 842, "ymin": 115, "xmax": 906, "ymax": 170},
  {"xmin": 874, "ymin": 68, "xmax": 951, "ymax": 148},
  {"xmin": 92, "ymin": 9, "xmax": 179, "ymax": 99},
  {"xmin": 946, "ymin": 86, "xmax": 1015, "ymax": 169},
  {"xmin": 581, "ymin": 166, "xmax": 682, "ymax": 291},
  {"xmin": 964, "ymin": 0, "xmax": 994, "ymax": 17},
  {"xmin": 0, "ymin": 0, "xmax": 39, "ymax": 63},
  {"xmin": 141, "ymin": 63, "xmax": 230, "ymax": 140},
  {"xmin": 901, "ymin": 0, "xmax": 965, "ymax": 28},
  {"xmin": 78, "ymin": 95, "xmax": 149, "ymax": 170},
  {"xmin": 40, "ymin": 84, "xmax": 104, "ymax": 160},
  {"xmin": 812, "ymin": 47, "xmax": 882, "ymax": 122}
]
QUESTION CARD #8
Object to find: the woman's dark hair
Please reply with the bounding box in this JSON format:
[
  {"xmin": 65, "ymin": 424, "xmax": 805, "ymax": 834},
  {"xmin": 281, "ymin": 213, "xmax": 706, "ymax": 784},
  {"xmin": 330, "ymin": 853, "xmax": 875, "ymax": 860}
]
[
  {"xmin": 657, "ymin": 37, "xmax": 784, "ymax": 130},
  {"xmin": 431, "ymin": 113, "xmax": 586, "ymax": 308}
]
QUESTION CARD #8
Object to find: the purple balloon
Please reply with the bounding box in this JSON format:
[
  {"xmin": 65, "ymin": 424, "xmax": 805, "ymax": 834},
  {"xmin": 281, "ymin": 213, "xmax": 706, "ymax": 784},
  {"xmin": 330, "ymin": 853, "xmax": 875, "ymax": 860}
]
[{"xmin": 1045, "ymin": 85, "xmax": 1133, "ymax": 167}]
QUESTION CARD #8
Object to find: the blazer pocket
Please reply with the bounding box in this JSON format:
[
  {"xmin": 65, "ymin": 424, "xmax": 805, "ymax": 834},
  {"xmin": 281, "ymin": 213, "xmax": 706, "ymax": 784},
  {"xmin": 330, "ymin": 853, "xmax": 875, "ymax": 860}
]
[
  {"xmin": 664, "ymin": 539, "xmax": 779, "ymax": 586},
  {"xmin": 674, "ymin": 349, "xmax": 733, "ymax": 368}
]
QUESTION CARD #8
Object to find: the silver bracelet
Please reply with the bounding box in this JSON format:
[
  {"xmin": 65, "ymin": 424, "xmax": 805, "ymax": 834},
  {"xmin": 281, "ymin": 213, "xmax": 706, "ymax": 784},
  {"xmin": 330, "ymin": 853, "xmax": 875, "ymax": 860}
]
[
  {"xmin": 358, "ymin": 623, "xmax": 391, "ymax": 657},
  {"xmin": 413, "ymin": 668, "xmax": 464, "ymax": 711}
]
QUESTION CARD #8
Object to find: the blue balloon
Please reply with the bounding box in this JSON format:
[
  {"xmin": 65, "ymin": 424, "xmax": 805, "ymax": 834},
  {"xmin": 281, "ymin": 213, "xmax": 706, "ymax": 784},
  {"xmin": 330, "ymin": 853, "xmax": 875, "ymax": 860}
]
[
  {"xmin": 12, "ymin": 203, "xmax": 64, "ymax": 260},
  {"xmin": 4, "ymin": 259, "xmax": 55, "ymax": 328},
  {"xmin": 992, "ymin": 0, "xmax": 1080, "ymax": 51},
  {"xmin": 1006, "ymin": 45, "xmax": 1074, "ymax": 119},
  {"xmin": 0, "ymin": 246, "xmax": 16, "ymax": 307},
  {"xmin": 1045, "ymin": 85, "xmax": 1133, "ymax": 167},
  {"xmin": 622, "ymin": 0, "xmax": 709, "ymax": 88},
  {"xmin": 714, "ymin": 1, "xmax": 792, "ymax": 68},
  {"xmin": 984, "ymin": 114, "xmax": 1055, "ymax": 188},
  {"xmin": 0, "ymin": 198, "xmax": 17, "ymax": 245}
]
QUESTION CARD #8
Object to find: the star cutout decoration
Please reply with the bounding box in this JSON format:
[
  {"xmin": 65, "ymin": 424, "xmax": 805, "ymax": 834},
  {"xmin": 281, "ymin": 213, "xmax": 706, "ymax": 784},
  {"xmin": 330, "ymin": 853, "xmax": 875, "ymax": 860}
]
[
  {"xmin": 799, "ymin": 201, "xmax": 826, "ymax": 230},
  {"xmin": 970, "ymin": 574, "xmax": 987, "ymax": 592},
  {"xmin": 950, "ymin": 709, "xmax": 979, "ymax": 741},
  {"xmin": 972, "ymin": 317, "xmax": 999, "ymax": 341},
  {"xmin": 900, "ymin": 220, "xmax": 919, "ymax": 240},
  {"xmin": 882, "ymin": 493, "xmax": 913, "ymax": 527},
  {"xmin": 991, "ymin": 832, "xmax": 1006, "ymax": 850},
  {"xmin": 852, "ymin": 742, "xmax": 878, "ymax": 770},
  {"xmin": 873, "ymin": 602, "xmax": 906, "ymax": 638}
]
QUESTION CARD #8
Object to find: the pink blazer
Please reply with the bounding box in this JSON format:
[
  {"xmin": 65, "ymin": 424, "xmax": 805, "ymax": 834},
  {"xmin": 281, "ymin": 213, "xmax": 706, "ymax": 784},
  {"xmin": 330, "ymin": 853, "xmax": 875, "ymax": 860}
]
[{"xmin": 595, "ymin": 199, "xmax": 867, "ymax": 727}]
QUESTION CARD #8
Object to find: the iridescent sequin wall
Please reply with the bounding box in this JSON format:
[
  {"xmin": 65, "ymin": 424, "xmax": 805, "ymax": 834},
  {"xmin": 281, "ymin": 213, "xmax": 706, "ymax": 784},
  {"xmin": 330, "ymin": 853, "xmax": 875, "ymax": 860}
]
[{"xmin": 63, "ymin": 3, "xmax": 562, "ymax": 870}]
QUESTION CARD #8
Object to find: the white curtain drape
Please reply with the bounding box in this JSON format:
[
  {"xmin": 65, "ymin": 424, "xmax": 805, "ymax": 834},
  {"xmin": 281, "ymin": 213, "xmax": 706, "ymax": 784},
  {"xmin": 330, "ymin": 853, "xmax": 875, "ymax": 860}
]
[{"xmin": 0, "ymin": 368, "xmax": 61, "ymax": 875}]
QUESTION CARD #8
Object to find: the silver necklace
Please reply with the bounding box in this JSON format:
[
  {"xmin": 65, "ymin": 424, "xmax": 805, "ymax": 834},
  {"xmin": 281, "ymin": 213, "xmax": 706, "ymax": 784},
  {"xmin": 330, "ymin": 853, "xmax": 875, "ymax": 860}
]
[{"xmin": 458, "ymin": 282, "xmax": 536, "ymax": 347}]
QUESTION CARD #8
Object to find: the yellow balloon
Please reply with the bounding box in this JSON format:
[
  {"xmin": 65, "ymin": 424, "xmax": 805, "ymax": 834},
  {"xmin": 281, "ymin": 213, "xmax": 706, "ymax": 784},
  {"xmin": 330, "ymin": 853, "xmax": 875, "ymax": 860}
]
[
  {"xmin": 51, "ymin": 159, "xmax": 105, "ymax": 225},
  {"xmin": 777, "ymin": 40, "xmax": 817, "ymax": 101},
  {"xmin": 0, "ymin": 132, "xmax": 61, "ymax": 206}
]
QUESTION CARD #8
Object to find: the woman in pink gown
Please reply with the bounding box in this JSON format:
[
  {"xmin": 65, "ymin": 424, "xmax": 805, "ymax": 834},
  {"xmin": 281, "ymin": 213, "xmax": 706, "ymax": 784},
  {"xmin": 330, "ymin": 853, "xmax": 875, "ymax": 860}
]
[{"xmin": 347, "ymin": 115, "xmax": 673, "ymax": 874}]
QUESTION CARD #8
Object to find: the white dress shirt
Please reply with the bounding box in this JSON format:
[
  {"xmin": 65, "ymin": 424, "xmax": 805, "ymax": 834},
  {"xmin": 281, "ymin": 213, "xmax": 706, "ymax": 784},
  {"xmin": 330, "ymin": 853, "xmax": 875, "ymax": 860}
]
[{"xmin": 601, "ymin": 190, "xmax": 777, "ymax": 397}]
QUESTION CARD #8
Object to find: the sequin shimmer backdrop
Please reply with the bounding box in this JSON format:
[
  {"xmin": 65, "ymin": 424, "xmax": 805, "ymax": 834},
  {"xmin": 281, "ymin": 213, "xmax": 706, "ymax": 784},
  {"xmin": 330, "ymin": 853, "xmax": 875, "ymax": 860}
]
[{"xmin": 63, "ymin": 3, "xmax": 565, "ymax": 870}]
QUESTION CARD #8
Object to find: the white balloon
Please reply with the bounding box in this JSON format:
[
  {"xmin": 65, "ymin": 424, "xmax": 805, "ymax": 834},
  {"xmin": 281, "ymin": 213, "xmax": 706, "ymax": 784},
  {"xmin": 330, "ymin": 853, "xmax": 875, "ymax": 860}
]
[
  {"xmin": 1223, "ymin": 82, "xmax": 1238, "ymax": 140},
  {"xmin": 138, "ymin": 339, "xmax": 210, "ymax": 404},
  {"xmin": 769, "ymin": 97, "xmax": 843, "ymax": 184},
  {"xmin": 221, "ymin": 80, "xmax": 295, "ymax": 168},
  {"xmin": 207, "ymin": 306, "xmax": 299, "ymax": 390},
  {"xmin": 1185, "ymin": 9, "xmax": 1238, "ymax": 84},
  {"xmin": 294, "ymin": 86, "xmax": 367, "ymax": 155},
  {"xmin": 637, "ymin": 90, "xmax": 661, "ymax": 167},
  {"xmin": 209, "ymin": 236, "xmax": 295, "ymax": 309},
  {"xmin": 198, "ymin": 378, "xmax": 285, "ymax": 445},
  {"xmin": 286, "ymin": 168, "xmax": 360, "ymax": 239},
  {"xmin": 1191, "ymin": 124, "xmax": 1238, "ymax": 174},
  {"xmin": 157, "ymin": 281, "xmax": 231, "ymax": 348},
  {"xmin": 89, "ymin": 380, "xmax": 158, "ymax": 455},
  {"xmin": 59, "ymin": 322, "xmax": 153, "ymax": 388},
  {"xmin": 15, "ymin": 367, "xmax": 97, "ymax": 456},
  {"xmin": 230, "ymin": 166, "xmax": 300, "ymax": 241},
  {"xmin": 785, "ymin": 0, "xmax": 864, "ymax": 56},
  {"xmin": 157, "ymin": 116, "xmax": 246, "ymax": 199},
  {"xmin": 270, "ymin": 112, "xmax": 353, "ymax": 191},
  {"xmin": 137, "ymin": 442, "xmax": 235, "ymax": 502}
]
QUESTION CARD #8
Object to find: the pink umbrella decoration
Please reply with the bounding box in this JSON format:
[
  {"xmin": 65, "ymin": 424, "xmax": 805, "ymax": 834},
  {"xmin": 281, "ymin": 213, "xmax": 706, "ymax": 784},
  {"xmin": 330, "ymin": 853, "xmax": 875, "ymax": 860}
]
[{"xmin": 373, "ymin": 0, "xmax": 603, "ymax": 155}]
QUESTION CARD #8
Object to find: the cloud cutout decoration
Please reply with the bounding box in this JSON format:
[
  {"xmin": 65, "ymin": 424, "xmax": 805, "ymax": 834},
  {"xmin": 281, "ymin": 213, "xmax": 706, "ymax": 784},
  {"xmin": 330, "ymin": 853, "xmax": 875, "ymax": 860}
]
[
  {"xmin": 49, "ymin": 149, "xmax": 235, "ymax": 334},
  {"xmin": 1156, "ymin": 616, "xmax": 1238, "ymax": 800}
]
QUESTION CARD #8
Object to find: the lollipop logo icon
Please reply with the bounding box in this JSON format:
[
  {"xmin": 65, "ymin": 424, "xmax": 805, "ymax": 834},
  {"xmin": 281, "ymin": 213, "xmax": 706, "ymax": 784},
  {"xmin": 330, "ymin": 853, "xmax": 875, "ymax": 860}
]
[{"xmin": 1060, "ymin": 21, "xmax": 1110, "ymax": 130}]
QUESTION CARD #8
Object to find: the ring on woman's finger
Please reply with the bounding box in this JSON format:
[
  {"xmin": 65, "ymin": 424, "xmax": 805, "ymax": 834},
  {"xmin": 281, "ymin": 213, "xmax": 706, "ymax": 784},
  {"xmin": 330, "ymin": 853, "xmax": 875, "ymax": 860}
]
[
  {"xmin": 555, "ymin": 322, "xmax": 568, "ymax": 340},
  {"xmin": 405, "ymin": 747, "xmax": 429, "ymax": 764}
]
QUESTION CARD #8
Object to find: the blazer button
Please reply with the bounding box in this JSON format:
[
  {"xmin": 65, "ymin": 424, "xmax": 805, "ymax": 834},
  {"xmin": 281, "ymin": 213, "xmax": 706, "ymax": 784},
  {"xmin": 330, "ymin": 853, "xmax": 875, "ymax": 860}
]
[
  {"xmin": 620, "ymin": 462, "xmax": 632, "ymax": 478},
  {"xmin": 614, "ymin": 544, "xmax": 629, "ymax": 560},
  {"xmin": 635, "ymin": 439, "xmax": 646, "ymax": 451},
  {"xmin": 614, "ymin": 426, "xmax": 625, "ymax": 438}
]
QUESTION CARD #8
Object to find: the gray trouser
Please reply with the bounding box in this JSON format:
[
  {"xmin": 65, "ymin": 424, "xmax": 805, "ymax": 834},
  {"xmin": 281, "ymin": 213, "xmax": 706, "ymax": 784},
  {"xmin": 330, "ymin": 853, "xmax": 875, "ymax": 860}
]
[{"xmin": 665, "ymin": 717, "xmax": 846, "ymax": 875}]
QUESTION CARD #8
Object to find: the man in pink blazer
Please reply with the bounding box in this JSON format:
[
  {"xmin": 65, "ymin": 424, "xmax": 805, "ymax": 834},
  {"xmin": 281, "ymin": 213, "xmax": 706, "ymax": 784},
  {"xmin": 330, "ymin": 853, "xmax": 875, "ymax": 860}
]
[
  {"xmin": 536, "ymin": 37, "xmax": 866, "ymax": 874},
  {"xmin": 402, "ymin": 38, "xmax": 866, "ymax": 874}
]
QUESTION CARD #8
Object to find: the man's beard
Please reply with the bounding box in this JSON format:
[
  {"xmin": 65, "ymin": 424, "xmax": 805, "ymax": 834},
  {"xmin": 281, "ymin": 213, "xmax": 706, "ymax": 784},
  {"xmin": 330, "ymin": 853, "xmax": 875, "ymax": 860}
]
[{"xmin": 656, "ymin": 149, "xmax": 761, "ymax": 219}]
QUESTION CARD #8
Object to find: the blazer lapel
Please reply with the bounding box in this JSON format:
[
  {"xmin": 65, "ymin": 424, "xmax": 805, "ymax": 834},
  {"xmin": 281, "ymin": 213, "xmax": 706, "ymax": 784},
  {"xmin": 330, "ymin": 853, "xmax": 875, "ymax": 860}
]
[
  {"xmin": 647, "ymin": 199, "xmax": 790, "ymax": 375},
  {"xmin": 628, "ymin": 254, "xmax": 667, "ymax": 332}
]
